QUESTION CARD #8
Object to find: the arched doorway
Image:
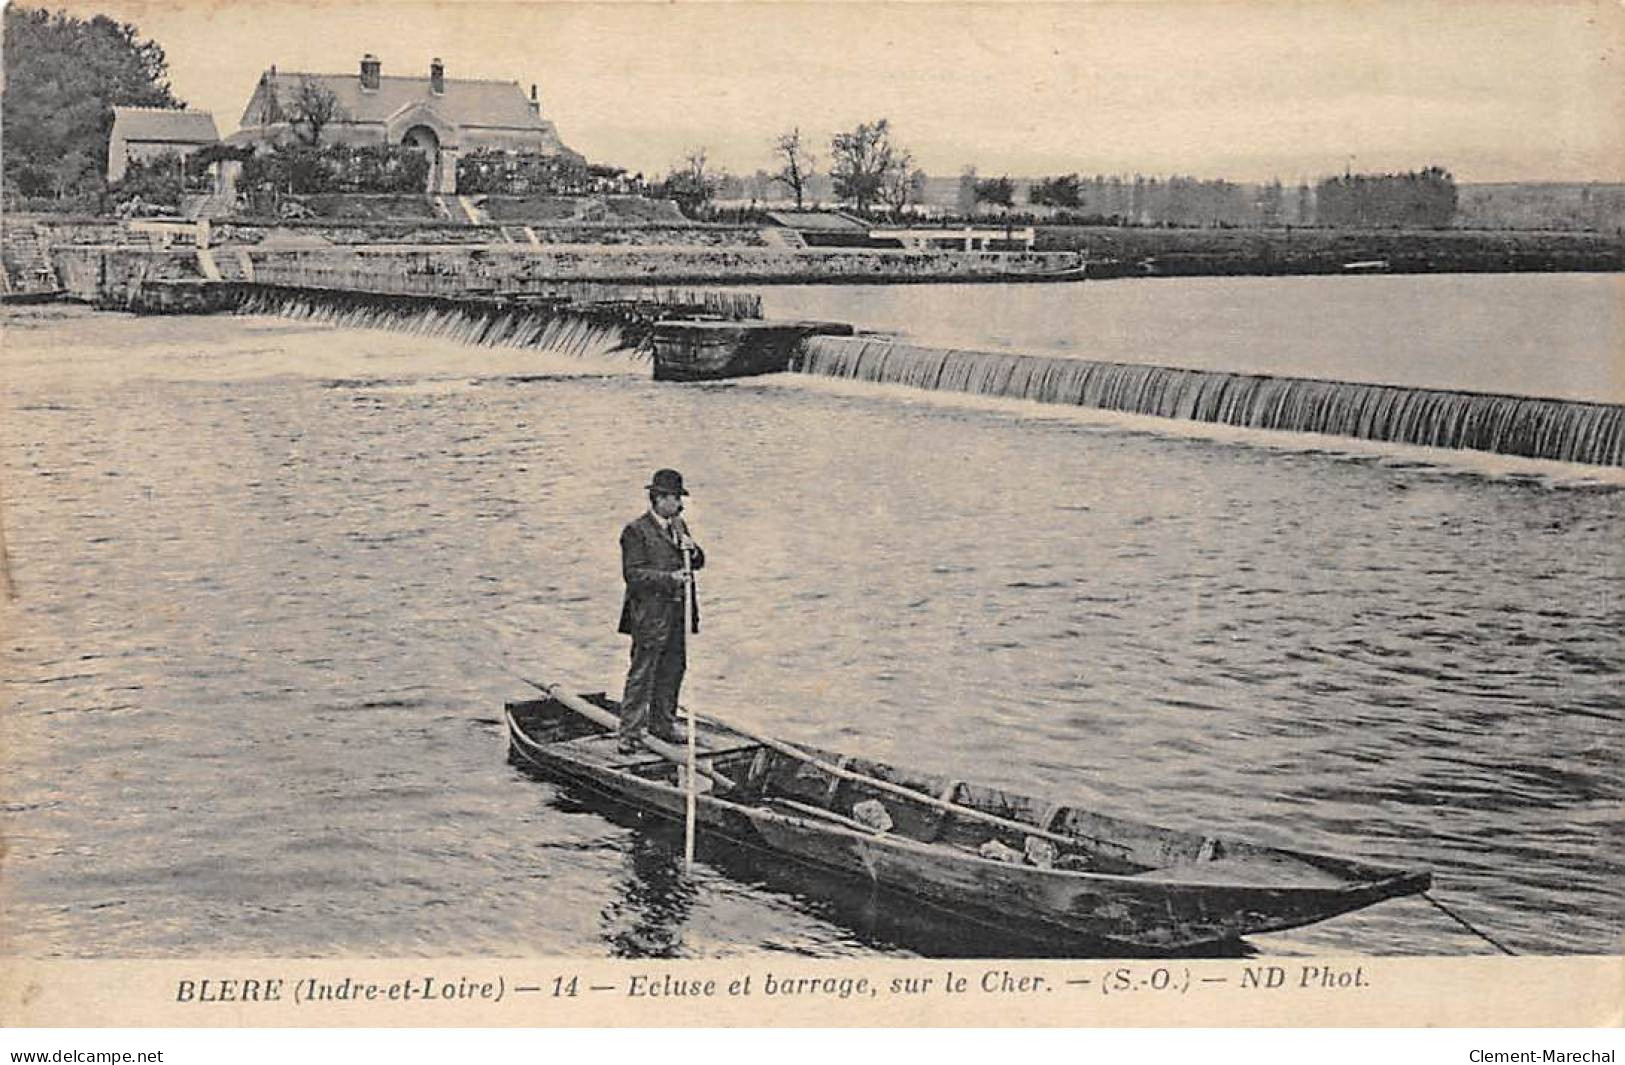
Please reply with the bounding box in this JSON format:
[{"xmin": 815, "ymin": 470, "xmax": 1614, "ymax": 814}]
[{"xmin": 402, "ymin": 125, "xmax": 441, "ymax": 194}]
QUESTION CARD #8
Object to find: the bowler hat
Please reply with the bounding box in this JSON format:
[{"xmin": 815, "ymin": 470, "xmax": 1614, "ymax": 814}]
[{"xmin": 646, "ymin": 468, "xmax": 689, "ymax": 496}]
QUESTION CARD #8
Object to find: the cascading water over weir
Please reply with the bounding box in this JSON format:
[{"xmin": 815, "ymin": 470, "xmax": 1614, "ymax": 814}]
[
  {"xmin": 112, "ymin": 255, "xmax": 1620, "ymax": 467},
  {"xmin": 233, "ymin": 287, "xmax": 662, "ymax": 360},
  {"xmin": 794, "ymin": 335, "xmax": 1625, "ymax": 468}
]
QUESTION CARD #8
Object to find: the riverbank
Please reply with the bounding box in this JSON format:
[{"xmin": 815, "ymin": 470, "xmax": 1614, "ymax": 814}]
[
  {"xmin": 8, "ymin": 212, "xmax": 1621, "ymax": 296},
  {"xmin": 42, "ymin": 240, "xmax": 1089, "ymax": 305},
  {"xmin": 1035, "ymin": 224, "xmax": 1623, "ymax": 275}
]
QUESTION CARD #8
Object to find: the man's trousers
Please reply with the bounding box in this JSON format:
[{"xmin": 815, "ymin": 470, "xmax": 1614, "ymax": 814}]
[{"xmin": 620, "ymin": 612, "xmax": 685, "ymax": 741}]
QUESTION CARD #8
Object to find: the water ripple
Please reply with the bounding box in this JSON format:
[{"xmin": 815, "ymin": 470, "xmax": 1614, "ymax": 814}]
[{"xmin": 2, "ymin": 302, "xmax": 1620, "ymax": 959}]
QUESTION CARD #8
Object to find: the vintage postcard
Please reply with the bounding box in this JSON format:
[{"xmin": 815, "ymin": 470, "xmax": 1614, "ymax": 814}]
[{"xmin": 1, "ymin": 0, "xmax": 1621, "ymax": 1031}]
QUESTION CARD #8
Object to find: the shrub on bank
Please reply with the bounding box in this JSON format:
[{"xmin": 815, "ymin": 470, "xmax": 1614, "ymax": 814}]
[
  {"xmin": 289, "ymin": 194, "xmax": 440, "ymax": 221},
  {"xmin": 241, "ymin": 144, "xmax": 429, "ymax": 199},
  {"xmin": 4, "ymin": 188, "xmax": 108, "ymax": 216},
  {"xmin": 107, "ymin": 151, "xmax": 212, "ymax": 212},
  {"xmin": 478, "ymin": 195, "xmax": 690, "ymax": 225},
  {"xmin": 457, "ymin": 150, "xmax": 590, "ymax": 196}
]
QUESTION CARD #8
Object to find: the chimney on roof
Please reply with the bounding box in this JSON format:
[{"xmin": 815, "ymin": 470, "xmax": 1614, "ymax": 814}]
[
  {"xmin": 430, "ymin": 57, "xmax": 445, "ymax": 95},
  {"xmin": 529, "ymin": 83, "xmax": 540, "ymax": 116},
  {"xmin": 360, "ymin": 53, "xmax": 381, "ymax": 92}
]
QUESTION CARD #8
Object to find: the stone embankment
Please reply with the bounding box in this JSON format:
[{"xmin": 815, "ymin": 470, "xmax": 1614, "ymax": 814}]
[
  {"xmin": 247, "ymin": 244, "xmax": 1082, "ymax": 287},
  {"xmin": 17, "ymin": 215, "xmax": 773, "ymax": 250},
  {"xmin": 216, "ymin": 220, "xmax": 774, "ymax": 249},
  {"xmin": 45, "ymin": 235, "xmax": 1085, "ymax": 305},
  {"xmin": 21, "ymin": 211, "xmax": 1622, "ymax": 310}
]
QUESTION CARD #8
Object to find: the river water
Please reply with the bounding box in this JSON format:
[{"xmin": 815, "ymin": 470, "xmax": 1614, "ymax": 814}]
[{"xmin": 2, "ymin": 273, "xmax": 1621, "ymax": 959}]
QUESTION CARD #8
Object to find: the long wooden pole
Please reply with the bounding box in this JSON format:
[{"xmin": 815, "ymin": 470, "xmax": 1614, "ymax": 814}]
[{"xmin": 681, "ymin": 544, "xmax": 697, "ymax": 871}]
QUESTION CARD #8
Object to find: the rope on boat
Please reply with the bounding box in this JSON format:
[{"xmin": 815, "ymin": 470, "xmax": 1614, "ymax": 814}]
[{"xmin": 1421, "ymin": 891, "xmax": 1517, "ymax": 955}]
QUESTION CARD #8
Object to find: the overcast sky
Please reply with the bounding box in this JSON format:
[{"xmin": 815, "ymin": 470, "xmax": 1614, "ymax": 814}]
[{"xmin": 56, "ymin": 0, "xmax": 1625, "ymax": 183}]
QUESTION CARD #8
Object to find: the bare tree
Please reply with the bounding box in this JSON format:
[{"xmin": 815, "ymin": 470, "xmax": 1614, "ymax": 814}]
[
  {"xmin": 663, "ymin": 146, "xmax": 720, "ymax": 215},
  {"xmin": 287, "ymin": 76, "xmax": 347, "ymax": 146},
  {"xmin": 829, "ymin": 118, "xmax": 909, "ymax": 215},
  {"xmin": 881, "ymin": 158, "xmax": 925, "ymax": 219},
  {"xmin": 771, "ymin": 127, "xmax": 816, "ymax": 209},
  {"xmin": 682, "ymin": 146, "xmax": 711, "ymax": 184}
]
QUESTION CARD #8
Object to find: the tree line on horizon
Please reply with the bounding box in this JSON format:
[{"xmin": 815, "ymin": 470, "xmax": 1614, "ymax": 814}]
[
  {"xmin": 660, "ymin": 119, "xmax": 925, "ymax": 218},
  {"xmin": 665, "ymin": 115, "xmax": 1461, "ymax": 229},
  {"xmin": 679, "ymin": 132, "xmax": 1460, "ymax": 230},
  {"xmin": 1313, "ymin": 167, "xmax": 1457, "ymax": 229}
]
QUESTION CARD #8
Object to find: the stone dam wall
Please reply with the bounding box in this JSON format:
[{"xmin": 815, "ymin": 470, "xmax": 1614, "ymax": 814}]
[
  {"xmin": 246, "ymin": 244, "xmax": 1082, "ymax": 286},
  {"xmin": 47, "ymin": 241, "xmax": 1085, "ymax": 298}
]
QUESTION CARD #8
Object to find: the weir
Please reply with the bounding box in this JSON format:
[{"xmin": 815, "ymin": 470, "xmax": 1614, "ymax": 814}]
[
  {"xmin": 37, "ymin": 239, "xmax": 1620, "ymax": 466},
  {"xmin": 235, "ymin": 286, "xmax": 651, "ymax": 359},
  {"xmin": 795, "ymin": 335, "xmax": 1625, "ymax": 468},
  {"xmin": 229, "ymin": 286, "xmax": 856, "ymax": 380}
]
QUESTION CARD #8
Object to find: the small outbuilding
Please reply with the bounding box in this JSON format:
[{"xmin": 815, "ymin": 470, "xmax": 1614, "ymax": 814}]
[{"xmin": 107, "ymin": 107, "xmax": 221, "ymax": 183}]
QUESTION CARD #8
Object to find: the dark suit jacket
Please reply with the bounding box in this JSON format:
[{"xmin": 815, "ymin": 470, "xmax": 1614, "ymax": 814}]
[{"xmin": 617, "ymin": 512, "xmax": 705, "ymax": 638}]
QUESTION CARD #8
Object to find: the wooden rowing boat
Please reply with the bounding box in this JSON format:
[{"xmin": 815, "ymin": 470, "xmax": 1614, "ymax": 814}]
[{"xmin": 505, "ymin": 689, "xmax": 1430, "ymax": 954}]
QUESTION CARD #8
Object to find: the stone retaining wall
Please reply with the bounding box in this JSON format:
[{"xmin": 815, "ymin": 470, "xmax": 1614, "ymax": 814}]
[
  {"xmin": 11, "ymin": 212, "xmax": 771, "ymax": 251},
  {"xmin": 244, "ymin": 244, "xmax": 1083, "ymax": 286},
  {"xmin": 50, "ymin": 246, "xmax": 199, "ymax": 303},
  {"xmin": 211, "ymin": 220, "xmax": 769, "ymax": 249},
  {"xmin": 44, "ymin": 241, "xmax": 1084, "ymax": 306},
  {"xmin": 25, "ymin": 218, "xmax": 126, "ymax": 246}
]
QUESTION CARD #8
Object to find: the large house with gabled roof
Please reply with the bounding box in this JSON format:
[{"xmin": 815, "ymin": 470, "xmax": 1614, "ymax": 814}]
[{"xmin": 231, "ymin": 53, "xmax": 576, "ymax": 193}]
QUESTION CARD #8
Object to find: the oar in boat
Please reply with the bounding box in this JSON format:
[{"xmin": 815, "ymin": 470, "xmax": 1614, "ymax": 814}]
[
  {"xmin": 506, "ymin": 662, "xmax": 1117, "ymax": 855},
  {"xmin": 516, "ymin": 677, "xmax": 736, "ymax": 793},
  {"xmin": 678, "ymin": 706, "xmax": 1130, "ymax": 857}
]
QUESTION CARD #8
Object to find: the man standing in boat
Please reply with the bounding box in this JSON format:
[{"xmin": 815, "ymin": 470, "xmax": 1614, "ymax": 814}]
[{"xmin": 617, "ymin": 468, "xmax": 704, "ymax": 754}]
